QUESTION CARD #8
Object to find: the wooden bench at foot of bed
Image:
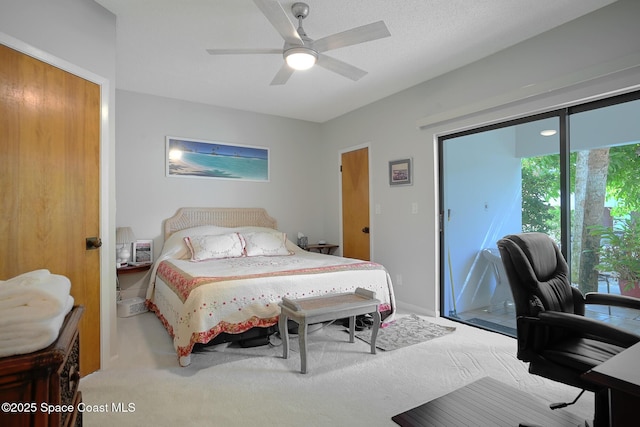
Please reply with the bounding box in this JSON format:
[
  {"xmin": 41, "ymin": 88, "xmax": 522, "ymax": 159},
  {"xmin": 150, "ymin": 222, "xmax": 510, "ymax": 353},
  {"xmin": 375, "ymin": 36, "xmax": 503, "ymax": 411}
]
[{"xmin": 278, "ymin": 287, "xmax": 381, "ymax": 374}]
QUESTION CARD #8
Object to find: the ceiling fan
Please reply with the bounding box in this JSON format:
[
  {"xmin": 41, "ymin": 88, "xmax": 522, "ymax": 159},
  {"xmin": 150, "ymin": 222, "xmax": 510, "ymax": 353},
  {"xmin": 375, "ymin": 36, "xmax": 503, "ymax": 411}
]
[{"xmin": 206, "ymin": 0, "xmax": 391, "ymax": 85}]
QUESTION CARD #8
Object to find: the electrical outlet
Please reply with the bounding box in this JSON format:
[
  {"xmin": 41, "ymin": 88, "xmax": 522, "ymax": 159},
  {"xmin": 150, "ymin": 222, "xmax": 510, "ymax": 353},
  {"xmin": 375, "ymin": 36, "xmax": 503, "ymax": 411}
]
[
  {"xmin": 411, "ymin": 202, "xmax": 418, "ymax": 214},
  {"xmin": 396, "ymin": 274, "xmax": 403, "ymax": 286}
]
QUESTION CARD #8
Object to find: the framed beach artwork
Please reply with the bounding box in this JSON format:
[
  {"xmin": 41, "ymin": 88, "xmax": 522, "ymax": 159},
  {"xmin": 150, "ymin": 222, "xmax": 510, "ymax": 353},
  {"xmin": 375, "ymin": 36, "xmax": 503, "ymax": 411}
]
[
  {"xmin": 166, "ymin": 136, "xmax": 270, "ymax": 182},
  {"xmin": 389, "ymin": 158, "xmax": 412, "ymax": 186}
]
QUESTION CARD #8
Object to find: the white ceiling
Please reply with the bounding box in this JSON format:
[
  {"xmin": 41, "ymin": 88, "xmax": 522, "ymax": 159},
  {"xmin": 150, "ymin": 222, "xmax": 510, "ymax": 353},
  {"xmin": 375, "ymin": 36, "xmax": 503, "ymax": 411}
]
[{"xmin": 95, "ymin": 0, "xmax": 616, "ymax": 123}]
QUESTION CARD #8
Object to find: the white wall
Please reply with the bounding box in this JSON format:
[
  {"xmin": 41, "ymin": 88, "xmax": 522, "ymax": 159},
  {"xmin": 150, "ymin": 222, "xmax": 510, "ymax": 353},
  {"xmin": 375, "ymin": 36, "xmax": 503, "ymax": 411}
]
[
  {"xmin": 115, "ymin": 90, "xmax": 326, "ymax": 254},
  {"xmin": 320, "ymin": 0, "xmax": 640, "ymax": 316},
  {"xmin": 0, "ymin": 0, "xmax": 118, "ymax": 367},
  {"xmin": 319, "ymin": 95, "xmax": 436, "ymax": 315}
]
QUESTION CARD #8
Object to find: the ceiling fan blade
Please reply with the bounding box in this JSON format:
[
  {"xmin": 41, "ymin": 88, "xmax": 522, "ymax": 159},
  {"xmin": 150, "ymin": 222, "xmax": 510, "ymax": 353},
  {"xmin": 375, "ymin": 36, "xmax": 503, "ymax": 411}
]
[
  {"xmin": 316, "ymin": 54, "xmax": 367, "ymax": 81},
  {"xmin": 270, "ymin": 63, "xmax": 294, "ymax": 85},
  {"xmin": 206, "ymin": 48, "xmax": 281, "ymax": 55},
  {"xmin": 253, "ymin": 0, "xmax": 302, "ymax": 46},
  {"xmin": 312, "ymin": 21, "xmax": 390, "ymax": 53}
]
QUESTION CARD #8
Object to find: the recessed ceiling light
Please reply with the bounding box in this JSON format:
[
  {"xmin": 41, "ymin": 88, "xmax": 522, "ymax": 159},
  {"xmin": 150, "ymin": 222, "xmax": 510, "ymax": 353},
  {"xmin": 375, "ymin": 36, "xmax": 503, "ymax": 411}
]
[{"xmin": 540, "ymin": 129, "xmax": 557, "ymax": 137}]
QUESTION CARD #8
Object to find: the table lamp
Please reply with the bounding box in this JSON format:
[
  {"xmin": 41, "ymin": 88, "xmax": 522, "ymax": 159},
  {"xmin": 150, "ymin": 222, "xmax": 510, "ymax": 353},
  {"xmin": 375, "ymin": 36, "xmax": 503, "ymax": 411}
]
[{"xmin": 116, "ymin": 227, "xmax": 136, "ymax": 267}]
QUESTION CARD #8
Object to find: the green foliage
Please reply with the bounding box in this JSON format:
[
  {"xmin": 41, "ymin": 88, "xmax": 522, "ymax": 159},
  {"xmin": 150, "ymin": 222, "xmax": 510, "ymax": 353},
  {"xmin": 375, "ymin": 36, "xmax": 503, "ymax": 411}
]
[
  {"xmin": 590, "ymin": 216, "xmax": 640, "ymax": 285},
  {"xmin": 606, "ymin": 144, "xmax": 640, "ymax": 216},
  {"xmin": 521, "ymin": 145, "xmax": 639, "ymax": 240},
  {"xmin": 521, "ymin": 155, "xmax": 561, "ymax": 236}
]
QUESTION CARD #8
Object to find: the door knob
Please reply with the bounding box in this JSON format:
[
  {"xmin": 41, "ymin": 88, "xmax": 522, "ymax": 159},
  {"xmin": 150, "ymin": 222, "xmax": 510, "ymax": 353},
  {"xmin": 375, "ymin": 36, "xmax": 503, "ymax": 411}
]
[
  {"xmin": 362, "ymin": 227, "xmax": 370, "ymax": 234},
  {"xmin": 86, "ymin": 237, "xmax": 102, "ymax": 250}
]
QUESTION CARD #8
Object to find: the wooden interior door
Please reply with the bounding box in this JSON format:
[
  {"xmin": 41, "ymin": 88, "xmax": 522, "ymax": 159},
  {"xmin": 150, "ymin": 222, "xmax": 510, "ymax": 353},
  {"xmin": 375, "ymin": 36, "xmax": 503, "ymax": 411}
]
[
  {"xmin": 0, "ymin": 44, "xmax": 101, "ymax": 375},
  {"xmin": 341, "ymin": 147, "xmax": 370, "ymax": 260}
]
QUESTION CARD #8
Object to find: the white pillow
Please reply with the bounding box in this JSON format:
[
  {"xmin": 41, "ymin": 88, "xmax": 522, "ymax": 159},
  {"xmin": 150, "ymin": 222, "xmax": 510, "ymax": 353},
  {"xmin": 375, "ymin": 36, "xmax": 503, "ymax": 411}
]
[
  {"xmin": 184, "ymin": 233, "xmax": 245, "ymax": 262},
  {"xmin": 242, "ymin": 231, "xmax": 293, "ymax": 257},
  {"xmin": 160, "ymin": 226, "xmax": 235, "ymax": 261}
]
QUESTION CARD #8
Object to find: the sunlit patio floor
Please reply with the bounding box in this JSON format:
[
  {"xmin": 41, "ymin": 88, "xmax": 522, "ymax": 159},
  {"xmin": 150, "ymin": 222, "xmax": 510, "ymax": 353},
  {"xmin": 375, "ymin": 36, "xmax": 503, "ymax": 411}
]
[{"xmin": 451, "ymin": 279, "xmax": 640, "ymax": 337}]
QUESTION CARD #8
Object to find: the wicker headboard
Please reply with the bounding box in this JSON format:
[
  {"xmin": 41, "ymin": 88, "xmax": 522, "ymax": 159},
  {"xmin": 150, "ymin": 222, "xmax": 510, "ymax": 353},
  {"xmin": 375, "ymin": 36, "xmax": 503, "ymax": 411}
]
[{"xmin": 163, "ymin": 207, "xmax": 278, "ymax": 241}]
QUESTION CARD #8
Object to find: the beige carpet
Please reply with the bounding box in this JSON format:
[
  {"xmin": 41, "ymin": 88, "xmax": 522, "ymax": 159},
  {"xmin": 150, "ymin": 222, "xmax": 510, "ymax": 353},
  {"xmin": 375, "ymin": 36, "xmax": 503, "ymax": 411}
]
[{"xmin": 79, "ymin": 311, "xmax": 593, "ymax": 426}]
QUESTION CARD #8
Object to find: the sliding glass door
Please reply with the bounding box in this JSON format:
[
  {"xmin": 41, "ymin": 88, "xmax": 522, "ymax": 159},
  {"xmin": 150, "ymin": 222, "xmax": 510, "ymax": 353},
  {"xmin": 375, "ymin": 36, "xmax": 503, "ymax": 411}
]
[{"xmin": 439, "ymin": 91, "xmax": 640, "ymax": 335}]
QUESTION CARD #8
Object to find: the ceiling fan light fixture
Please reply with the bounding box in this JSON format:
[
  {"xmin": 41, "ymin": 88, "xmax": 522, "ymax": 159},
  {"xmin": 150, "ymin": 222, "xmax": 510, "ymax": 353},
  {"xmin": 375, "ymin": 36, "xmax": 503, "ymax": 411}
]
[{"xmin": 284, "ymin": 47, "xmax": 317, "ymax": 70}]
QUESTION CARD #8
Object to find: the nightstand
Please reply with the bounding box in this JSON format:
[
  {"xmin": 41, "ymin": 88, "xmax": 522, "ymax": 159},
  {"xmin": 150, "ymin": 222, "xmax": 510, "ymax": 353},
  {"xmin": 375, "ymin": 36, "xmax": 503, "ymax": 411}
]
[
  {"xmin": 116, "ymin": 263, "xmax": 152, "ymax": 300},
  {"xmin": 0, "ymin": 306, "xmax": 84, "ymax": 427},
  {"xmin": 116, "ymin": 263, "xmax": 152, "ymax": 275},
  {"xmin": 306, "ymin": 244, "xmax": 339, "ymax": 255}
]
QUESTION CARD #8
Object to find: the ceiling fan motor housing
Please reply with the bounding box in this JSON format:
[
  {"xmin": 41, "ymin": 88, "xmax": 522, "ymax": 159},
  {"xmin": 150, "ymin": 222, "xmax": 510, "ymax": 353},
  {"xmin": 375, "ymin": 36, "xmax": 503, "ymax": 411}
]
[{"xmin": 291, "ymin": 2, "xmax": 309, "ymax": 20}]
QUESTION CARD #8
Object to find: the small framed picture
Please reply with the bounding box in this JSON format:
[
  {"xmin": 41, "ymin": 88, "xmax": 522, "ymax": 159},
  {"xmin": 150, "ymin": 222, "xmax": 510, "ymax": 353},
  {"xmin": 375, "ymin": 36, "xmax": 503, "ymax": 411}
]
[
  {"xmin": 389, "ymin": 158, "xmax": 412, "ymax": 186},
  {"xmin": 132, "ymin": 240, "xmax": 153, "ymax": 265}
]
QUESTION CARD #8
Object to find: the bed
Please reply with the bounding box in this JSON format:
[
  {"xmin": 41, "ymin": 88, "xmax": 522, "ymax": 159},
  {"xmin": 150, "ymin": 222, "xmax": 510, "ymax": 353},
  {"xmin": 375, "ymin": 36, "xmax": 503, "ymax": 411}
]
[{"xmin": 145, "ymin": 207, "xmax": 396, "ymax": 366}]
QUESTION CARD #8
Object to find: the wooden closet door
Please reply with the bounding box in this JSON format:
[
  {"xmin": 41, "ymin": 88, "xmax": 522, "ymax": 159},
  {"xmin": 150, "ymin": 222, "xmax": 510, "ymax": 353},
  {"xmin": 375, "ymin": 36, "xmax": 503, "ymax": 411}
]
[
  {"xmin": 0, "ymin": 44, "xmax": 101, "ymax": 375},
  {"xmin": 341, "ymin": 147, "xmax": 370, "ymax": 260}
]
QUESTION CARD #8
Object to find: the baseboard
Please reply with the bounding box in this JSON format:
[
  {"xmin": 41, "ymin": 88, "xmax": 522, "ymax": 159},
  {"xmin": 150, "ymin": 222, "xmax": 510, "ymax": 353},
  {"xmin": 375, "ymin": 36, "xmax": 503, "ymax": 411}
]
[{"xmin": 395, "ymin": 300, "xmax": 437, "ymax": 317}]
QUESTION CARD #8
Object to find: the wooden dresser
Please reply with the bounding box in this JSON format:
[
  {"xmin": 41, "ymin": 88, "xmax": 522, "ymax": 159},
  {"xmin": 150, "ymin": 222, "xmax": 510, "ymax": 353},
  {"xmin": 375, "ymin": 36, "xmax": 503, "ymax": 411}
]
[{"xmin": 0, "ymin": 306, "xmax": 84, "ymax": 427}]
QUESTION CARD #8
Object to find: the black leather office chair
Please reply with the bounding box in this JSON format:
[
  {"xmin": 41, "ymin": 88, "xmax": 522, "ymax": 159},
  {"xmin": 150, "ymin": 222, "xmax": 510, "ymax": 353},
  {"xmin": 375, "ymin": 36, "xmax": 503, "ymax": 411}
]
[{"xmin": 497, "ymin": 232, "xmax": 640, "ymax": 427}]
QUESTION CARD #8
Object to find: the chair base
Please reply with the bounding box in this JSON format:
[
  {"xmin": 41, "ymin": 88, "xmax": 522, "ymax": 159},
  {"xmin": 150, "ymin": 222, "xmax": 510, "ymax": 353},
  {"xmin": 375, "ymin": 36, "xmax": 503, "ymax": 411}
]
[
  {"xmin": 520, "ymin": 387, "xmax": 606, "ymax": 427},
  {"xmin": 549, "ymin": 389, "xmax": 586, "ymax": 410}
]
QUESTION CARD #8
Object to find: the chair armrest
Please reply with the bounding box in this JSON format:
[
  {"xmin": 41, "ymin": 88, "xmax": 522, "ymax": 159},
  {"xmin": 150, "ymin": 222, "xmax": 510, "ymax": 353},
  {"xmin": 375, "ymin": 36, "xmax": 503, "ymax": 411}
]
[
  {"xmin": 537, "ymin": 311, "xmax": 640, "ymax": 348},
  {"xmin": 585, "ymin": 292, "xmax": 640, "ymax": 310}
]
